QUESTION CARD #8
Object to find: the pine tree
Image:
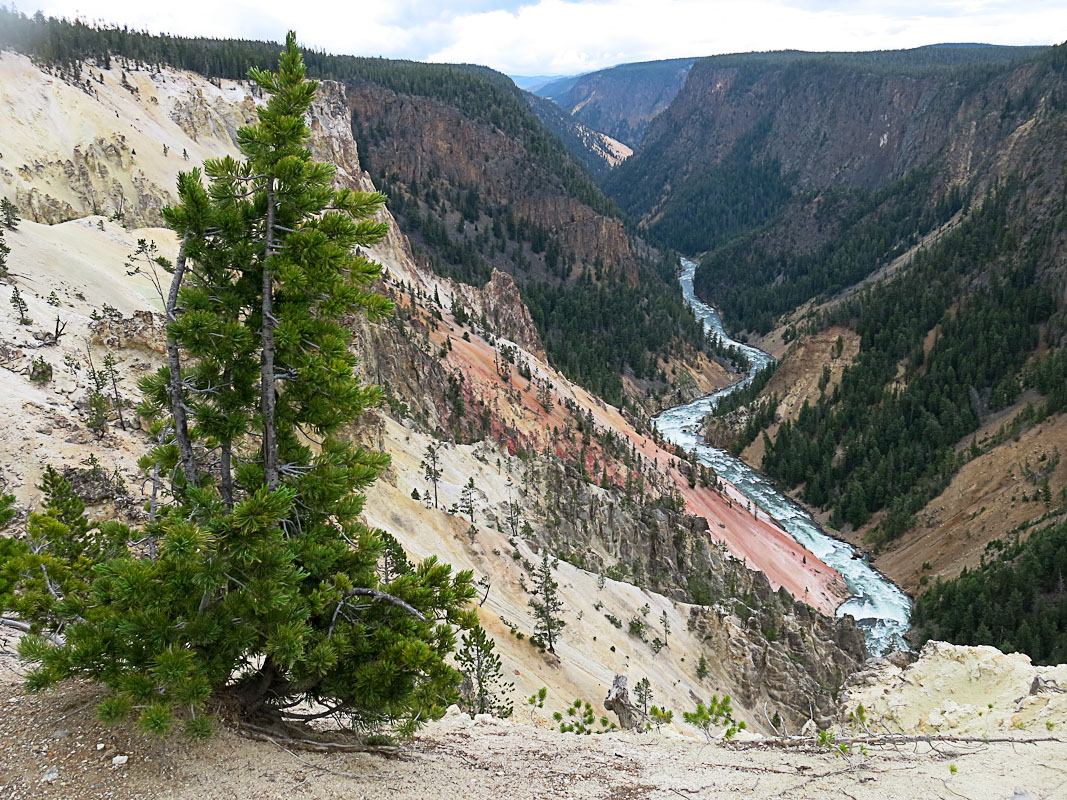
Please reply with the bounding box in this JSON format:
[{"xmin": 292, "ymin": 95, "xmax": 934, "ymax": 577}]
[
  {"xmin": 503, "ymin": 476, "xmax": 521, "ymax": 537},
  {"xmin": 422, "ymin": 442, "xmax": 441, "ymax": 509},
  {"xmin": 5, "ymin": 34, "xmax": 476, "ymax": 741},
  {"xmin": 0, "ymin": 198, "xmax": 19, "ymax": 230},
  {"xmin": 528, "ymin": 553, "xmax": 565, "ymax": 653},
  {"xmin": 0, "ymin": 229, "xmax": 10, "ymax": 276},
  {"xmin": 634, "ymin": 676, "xmax": 652, "ymax": 715},
  {"xmin": 102, "ymin": 352, "xmax": 125, "ymax": 431},
  {"xmin": 460, "ymin": 477, "xmax": 476, "ymax": 523},
  {"xmin": 9, "ymin": 286, "xmax": 30, "ymax": 325},
  {"xmin": 455, "ymin": 625, "xmax": 513, "ymax": 718}
]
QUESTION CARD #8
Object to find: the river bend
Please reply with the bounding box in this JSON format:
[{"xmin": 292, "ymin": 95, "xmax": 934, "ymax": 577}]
[{"xmin": 654, "ymin": 258, "xmax": 910, "ymax": 655}]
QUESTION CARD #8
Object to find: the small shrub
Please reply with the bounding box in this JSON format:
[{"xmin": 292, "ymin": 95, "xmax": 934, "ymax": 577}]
[
  {"xmin": 29, "ymin": 356, "xmax": 52, "ymax": 383},
  {"xmin": 683, "ymin": 695, "xmax": 745, "ymax": 742}
]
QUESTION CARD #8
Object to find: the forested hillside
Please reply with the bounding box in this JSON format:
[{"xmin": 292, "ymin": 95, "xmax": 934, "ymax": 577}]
[
  {"xmin": 535, "ymin": 57, "xmax": 697, "ymax": 147},
  {"xmin": 607, "ymin": 45, "xmax": 1047, "ymax": 270},
  {"xmin": 601, "ymin": 39, "xmax": 1067, "ymax": 660},
  {"xmin": 0, "ymin": 7, "xmax": 713, "ymax": 409},
  {"xmin": 913, "ymin": 517, "xmax": 1067, "ymax": 664}
]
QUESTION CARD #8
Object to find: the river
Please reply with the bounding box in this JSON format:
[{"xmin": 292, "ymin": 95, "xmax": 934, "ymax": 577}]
[{"xmin": 653, "ymin": 258, "xmax": 911, "ymax": 656}]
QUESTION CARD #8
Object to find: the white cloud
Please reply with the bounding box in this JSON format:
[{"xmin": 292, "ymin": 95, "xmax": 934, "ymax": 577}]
[{"xmin": 27, "ymin": 0, "xmax": 1067, "ymax": 75}]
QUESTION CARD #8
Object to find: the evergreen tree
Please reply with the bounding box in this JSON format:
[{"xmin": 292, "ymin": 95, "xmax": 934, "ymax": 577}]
[
  {"xmin": 503, "ymin": 476, "xmax": 521, "ymax": 538},
  {"xmin": 0, "ymin": 494, "xmax": 24, "ymax": 616},
  {"xmin": 422, "ymin": 442, "xmax": 442, "ymax": 509},
  {"xmin": 9, "ymin": 286, "xmax": 30, "ymax": 325},
  {"xmin": 634, "ymin": 676, "xmax": 652, "ymax": 715},
  {"xmin": 460, "ymin": 477, "xmax": 476, "ymax": 523},
  {"xmin": 0, "ymin": 229, "xmax": 10, "ymax": 276},
  {"xmin": 0, "ymin": 198, "xmax": 19, "ymax": 231},
  {"xmin": 455, "ymin": 625, "xmax": 513, "ymax": 718},
  {"xmin": 4, "ymin": 34, "xmax": 475, "ymax": 741},
  {"xmin": 528, "ymin": 553, "xmax": 565, "ymax": 653}
]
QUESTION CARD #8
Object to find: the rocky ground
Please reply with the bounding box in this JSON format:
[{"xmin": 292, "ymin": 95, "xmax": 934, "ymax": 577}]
[{"xmin": 1, "ymin": 634, "xmax": 1064, "ymax": 800}]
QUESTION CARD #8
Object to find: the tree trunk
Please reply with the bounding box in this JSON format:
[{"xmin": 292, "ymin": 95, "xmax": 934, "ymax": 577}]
[
  {"xmin": 604, "ymin": 675, "xmax": 644, "ymax": 730},
  {"xmin": 220, "ymin": 366, "xmax": 234, "ymax": 510},
  {"xmin": 166, "ymin": 237, "xmax": 198, "ymax": 488},
  {"xmin": 261, "ymin": 178, "xmax": 279, "ymax": 491}
]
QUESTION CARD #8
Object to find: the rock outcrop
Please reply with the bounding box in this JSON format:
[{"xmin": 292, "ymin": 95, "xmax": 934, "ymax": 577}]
[
  {"xmin": 842, "ymin": 640, "xmax": 1067, "ymax": 735},
  {"xmin": 453, "ymin": 270, "xmax": 546, "ymax": 360}
]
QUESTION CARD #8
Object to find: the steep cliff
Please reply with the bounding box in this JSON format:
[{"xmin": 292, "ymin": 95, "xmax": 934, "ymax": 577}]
[
  {"xmin": 536, "ymin": 57, "xmax": 697, "ymax": 147},
  {"xmin": 348, "ymin": 79, "xmax": 637, "ymax": 284},
  {"xmin": 345, "ymin": 73, "xmax": 721, "ymax": 407},
  {"xmin": 608, "ymin": 45, "xmax": 1050, "ymax": 266}
]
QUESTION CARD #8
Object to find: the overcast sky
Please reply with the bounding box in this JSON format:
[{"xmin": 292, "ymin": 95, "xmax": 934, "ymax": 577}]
[{"xmin": 20, "ymin": 1, "xmax": 1067, "ymax": 76}]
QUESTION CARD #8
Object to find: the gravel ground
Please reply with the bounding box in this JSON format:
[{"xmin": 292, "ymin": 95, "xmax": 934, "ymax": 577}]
[{"xmin": 2, "ymin": 631, "xmax": 1065, "ymax": 800}]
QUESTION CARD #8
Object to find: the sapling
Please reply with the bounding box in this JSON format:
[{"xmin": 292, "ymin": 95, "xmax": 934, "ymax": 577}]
[{"xmin": 9, "ymin": 286, "xmax": 30, "ymax": 325}]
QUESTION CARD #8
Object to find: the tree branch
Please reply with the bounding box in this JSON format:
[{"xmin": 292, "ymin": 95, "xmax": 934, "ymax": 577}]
[
  {"xmin": 0, "ymin": 616, "xmax": 65, "ymax": 646},
  {"xmin": 342, "ymin": 588, "xmax": 427, "ymax": 622}
]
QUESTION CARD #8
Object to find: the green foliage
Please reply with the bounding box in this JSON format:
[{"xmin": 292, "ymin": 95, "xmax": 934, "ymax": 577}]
[
  {"xmin": 696, "ymin": 654, "xmax": 708, "ymax": 680},
  {"xmin": 521, "ymin": 265, "xmax": 707, "ymax": 406},
  {"xmin": 1, "ymin": 468, "xmax": 129, "ymax": 636},
  {"xmin": 611, "ymin": 116, "xmax": 792, "ymax": 255},
  {"xmin": 627, "ymin": 615, "xmax": 646, "ymax": 640},
  {"xmin": 913, "ymin": 517, "xmax": 1067, "ymax": 664},
  {"xmin": 683, "ymin": 695, "xmax": 746, "ymax": 742},
  {"xmin": 634, "ymin": 676, "xmax": 652, "ymax": 714},
  {"xmin": 86, "ymin": 391, "xmax": 110, "ymax": 438},
  {"xmin": 9, "ymin": 286, "xmax": 30, "ymax": 325},
  {"xmin": 421, "ymin": 443, "xmax": 441, "ymax": 509},
  {"xmin": 0, "ymin": 198, "xmax": 19, "ymax": 230},
  {"xmin": 556, "ymin": 697, "xmax": 616, "ymax": 735},
  {"xmin": 29, "ymin": 356, "xmax": 52, "ymax": 383},
  {"xmin": 456, "ymin": 625, "xmax": 513, "ymax": 719},
  {"xmin": 527, "ymin": 686, "xmax": 547, "ymax": 708},
  {"xmin": 3, "ymin": 36, "xmax": 475, "ymax": 741},
  {"xmin": 649, "ymin": 705, "xmax": 673, "ymax": 730},
  {"xmin": 0, "ymin": 498, "xmax": 26, "ymax": 611},
  {"xmin": 695, "ymin": 167, "xmax": 962, "ymax": 334},
  {"xmin": 528, "ymin": 554, "xmax": 565, "ymax": 653},
  {"xmin": 754, "ymin": 178, "xmax": 1055, "ymax": 537}
]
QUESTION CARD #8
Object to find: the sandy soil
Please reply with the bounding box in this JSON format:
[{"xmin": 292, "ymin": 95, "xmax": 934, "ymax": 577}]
[{"xmin": 1, "ymin": 642, "xmax": 1063, "ymax": 800}]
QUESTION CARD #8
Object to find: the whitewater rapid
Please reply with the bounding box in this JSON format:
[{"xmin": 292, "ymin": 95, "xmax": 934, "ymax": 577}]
[{"xmin": 654, "ymin": 258, "xmax": 911, "ymax": 655}]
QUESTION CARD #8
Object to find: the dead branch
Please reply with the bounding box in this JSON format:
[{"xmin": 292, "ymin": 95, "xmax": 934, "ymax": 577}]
[
  {"xmin": 342, "ymin": 587, "xmax": 427, "ymax": 622},
  {"xmin": 732, "ymin": 733, "xmax": 1062, "ymax": 750},
  {"xmin": 0, "ymin": 616, "xmax": 65, "ymax": 646}
]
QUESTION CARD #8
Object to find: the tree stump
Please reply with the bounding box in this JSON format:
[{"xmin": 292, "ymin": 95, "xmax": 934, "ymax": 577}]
[{"xmin": 604, "ymin": 675, "xmax": 644, "ymax": 730}]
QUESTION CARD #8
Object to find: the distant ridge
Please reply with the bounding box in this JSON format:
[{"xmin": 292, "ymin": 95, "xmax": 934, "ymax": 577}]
[{"xmin": 509, "ymin": 73, "xmax": 574, "ymax": 92}]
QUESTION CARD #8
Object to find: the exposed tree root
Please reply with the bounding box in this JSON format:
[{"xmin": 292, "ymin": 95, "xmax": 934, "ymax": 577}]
[{"xmin": 237, "ymin": 720, "xmax": 401, "ymax": 756}]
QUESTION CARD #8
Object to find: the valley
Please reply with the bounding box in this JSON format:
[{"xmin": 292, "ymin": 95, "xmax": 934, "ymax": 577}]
[{"xmin": 1, "ymin": 7, "xmax": 1066, "ymax": 798}]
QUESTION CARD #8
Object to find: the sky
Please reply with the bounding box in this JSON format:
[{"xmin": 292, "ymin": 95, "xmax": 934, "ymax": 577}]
[{"xmin": 19, "ymin": 0, "xmax": 1067, "ymax": 77}]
